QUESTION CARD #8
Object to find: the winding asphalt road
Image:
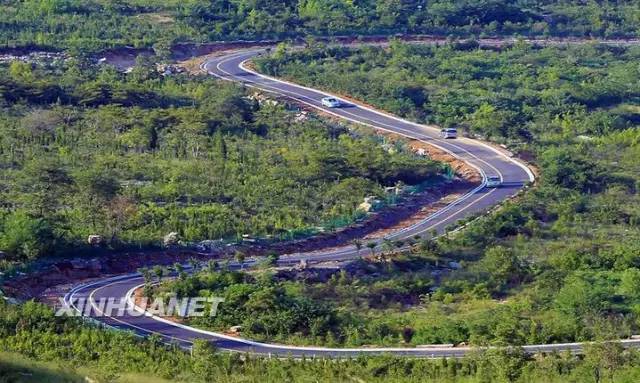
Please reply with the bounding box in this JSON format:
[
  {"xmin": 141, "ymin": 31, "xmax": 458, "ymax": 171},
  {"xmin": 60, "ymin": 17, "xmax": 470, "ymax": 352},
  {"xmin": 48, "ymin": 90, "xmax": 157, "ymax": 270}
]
[
  {"xmin": 61, "ymin": 48, "xmax": 555, "ymax": 358},
  {"xmin": 205, "ymin": 49, "xmax": 534, "ymax": 262}
]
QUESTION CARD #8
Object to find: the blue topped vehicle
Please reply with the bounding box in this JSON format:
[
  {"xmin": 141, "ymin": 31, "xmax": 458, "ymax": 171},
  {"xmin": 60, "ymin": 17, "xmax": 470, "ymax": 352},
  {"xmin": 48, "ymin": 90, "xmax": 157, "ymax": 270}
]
[{"xmin": 486, "ymin": 176, "xmax": 502, "ymax": 187}]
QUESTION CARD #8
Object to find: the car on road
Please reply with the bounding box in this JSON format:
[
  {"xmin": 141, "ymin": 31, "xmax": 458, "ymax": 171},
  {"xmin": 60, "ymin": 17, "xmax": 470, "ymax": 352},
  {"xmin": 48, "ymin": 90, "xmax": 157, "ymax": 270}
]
[
  {"xmin": 486, "ymin": 176, "xmax": 502, "ymax": 187},
  {"xmin": 321, "ymin": 97, "xmax": 341, "ymax": 108},
  {"xmin": 440, "ymin": 128, "xmax": 458, "ymax": 139}
]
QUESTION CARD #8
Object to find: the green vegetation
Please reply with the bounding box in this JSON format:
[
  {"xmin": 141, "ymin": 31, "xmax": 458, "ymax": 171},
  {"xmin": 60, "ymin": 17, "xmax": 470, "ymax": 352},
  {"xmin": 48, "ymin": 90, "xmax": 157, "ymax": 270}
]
[
  {"xmin": 0, "ymin": 352, "xmax": 84, "ymax": 383},
  {"xmin": 252, "ymin": 42, "xmax": 640, "ymax": 346},
  {"xmin": 2, "ymin": 1, "xmax": 640, "ymax": 379},
  {"xmin": 0, "ymin": 1, "xmax": 639, "ymax": 51},
  {"xmin": 256, "ymin": 42, "xmax": 640, "ymax": 144},
  {"xmin": 154, "ymin": 268, "xmax": 343, "ymax": 345},
  {"xmin": 155, "ymin": 249, "xmax": 472, "ymax": 346},
  {"xmin": 0, "ymin": 56, "xmax": 443, "ymax": 266},
  {"xmin": 4, "ymin": 299, "xmax": 640, "ymax": 382}
]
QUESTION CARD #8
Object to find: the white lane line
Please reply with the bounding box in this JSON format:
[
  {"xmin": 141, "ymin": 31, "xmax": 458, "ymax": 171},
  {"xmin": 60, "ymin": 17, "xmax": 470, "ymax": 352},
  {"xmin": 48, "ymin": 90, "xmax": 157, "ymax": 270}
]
[
  {"xmin": 235, "ymin": 53, "xmax": 509, "ymax": 176},
  {"xmin": 122, "ymin": 281, "xmax": 474, "ymax": 354},
  {"xmin": 208, "ymin": 53, "xmax": 497, "ymax": 202},
  {"xmin": 63, "ymin": 49, "xmax": 522, "ymax": 356},
  {"xmin": 75, "ymin": 274, "xmax": 640, "ymax": 357},
  {"xmin": 84, "ymin": 278, "xmax": 248, "ymax": 354},
  {"xmin": 212, "ymin": 51, "xmax": 504, "ymax": 183},
  {"xmin": 80, "ymin": 278, "xmax": 196, "ymax": 345},
  {"xmin": 236, "ymin": 52, "xmax": 534, "ymax": 182},
  {"xmin": 63, "ymin": 48, "xmax": 640, "ymax": 358},
  {"xmin": 206, "ymin": 50, "xmax": 516, "ymax": 251}
]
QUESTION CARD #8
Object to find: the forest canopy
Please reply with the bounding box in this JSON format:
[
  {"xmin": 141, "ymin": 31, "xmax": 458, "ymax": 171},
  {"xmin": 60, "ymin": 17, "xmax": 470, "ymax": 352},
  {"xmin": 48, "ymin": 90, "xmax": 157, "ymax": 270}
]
[
  {"xmin": 0, "ymin": 0, "xmax": 639, "ymax": 51},
  {"xmin": 0, "ymin": 56, "xmax": 443, "ymax": 263}
]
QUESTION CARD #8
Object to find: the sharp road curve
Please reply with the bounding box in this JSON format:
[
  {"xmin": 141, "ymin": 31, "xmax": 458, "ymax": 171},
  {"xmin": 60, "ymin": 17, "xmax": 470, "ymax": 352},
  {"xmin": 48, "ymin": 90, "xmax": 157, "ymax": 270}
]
[{"xmin": 62, "ymin": 48, "xmax": 624, "ymax": 358}]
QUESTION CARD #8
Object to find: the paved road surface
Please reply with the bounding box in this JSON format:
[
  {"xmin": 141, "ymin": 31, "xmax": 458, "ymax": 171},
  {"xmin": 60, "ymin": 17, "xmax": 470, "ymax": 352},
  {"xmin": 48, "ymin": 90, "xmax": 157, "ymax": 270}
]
[
  {"xmin": 204, "ymin": 49, "xmax": 533, "ymax": 263},
  {"xmin": 60, "ymin": 48, "xmax": 635, "ymax": 358}
]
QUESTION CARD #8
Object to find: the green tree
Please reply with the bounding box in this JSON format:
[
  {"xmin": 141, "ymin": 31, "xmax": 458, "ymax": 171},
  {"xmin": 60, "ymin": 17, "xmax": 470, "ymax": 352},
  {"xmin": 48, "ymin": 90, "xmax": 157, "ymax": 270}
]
[
  {"xmin": 75, "ymin": 169, "xmax": 120, "ymax": 231},
  {"xmin": 191, "ymin": 339, "xmax": 217, "ymax": 379},
  {"xmin": 152, "ymin": 265, "xmax": 165, "ymax": 282},
  {"xmin": 0, "ymin": 211, "xmax": 53, "ymax": 260},
  {"xmin": 583, "ymin": 341, "xmax": 625, "ymax": 383},
  {"xmin": 479, "ymin": 246, "xmax": 526, "ymax": 291},
  {"xmin": 235, "ymin": 251, "xmax": 246, "ymax": 269}
]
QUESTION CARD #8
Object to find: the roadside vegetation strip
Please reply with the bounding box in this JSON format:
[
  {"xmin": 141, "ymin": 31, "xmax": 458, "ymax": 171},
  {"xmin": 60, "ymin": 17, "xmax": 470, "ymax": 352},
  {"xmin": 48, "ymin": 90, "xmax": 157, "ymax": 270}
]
[
  {"xmin": 91, "ymin": 273, "xmax": 640, "ymax": 359},
  {"xmin": 220, "ymin": 51, "xmax": 501, "ymax": 182},
  {"xmin": 122, "ymin": 278, "xmax": 476, "ymax": 356},
  {"xmin": 238, "ymin": 56, "xmax": 535, "ymax": 183}
]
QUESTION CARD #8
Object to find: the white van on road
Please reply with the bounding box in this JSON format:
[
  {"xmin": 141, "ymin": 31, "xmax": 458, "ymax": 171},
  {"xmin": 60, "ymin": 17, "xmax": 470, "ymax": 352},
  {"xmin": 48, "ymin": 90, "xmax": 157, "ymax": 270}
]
[{"xmin": 440, "ymin": 128, "xmax": 458, "ymax": 139}]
